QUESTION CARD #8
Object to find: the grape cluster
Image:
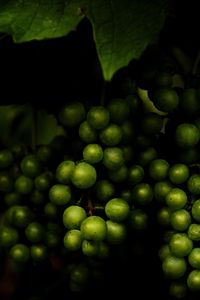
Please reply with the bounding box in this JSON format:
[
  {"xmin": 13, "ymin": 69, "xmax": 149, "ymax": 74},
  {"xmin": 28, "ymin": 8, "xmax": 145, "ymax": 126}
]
[{"xmin": 1, "ymin": 45, "xmax": 200, "ymax": 299}]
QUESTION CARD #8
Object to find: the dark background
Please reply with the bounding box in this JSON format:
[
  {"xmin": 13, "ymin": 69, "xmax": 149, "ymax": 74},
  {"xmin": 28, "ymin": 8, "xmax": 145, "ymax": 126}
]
[
  {"xmin": 0, "ymin": 0, "xmax": 199, "ymax": 109},
  {"xmin": 0, "ymin": 0, "xmax": 200, "ymax": 299}
]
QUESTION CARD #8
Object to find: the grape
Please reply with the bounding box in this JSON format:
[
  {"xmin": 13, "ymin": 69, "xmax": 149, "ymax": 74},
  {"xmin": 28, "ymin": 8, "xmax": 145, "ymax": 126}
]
[
  {"xmin": 187, "ymin": 270, "xmax": 200, "ymax": 292},
  {"xmin": 25, "ymin": 222, "xmax": 45, "ymax": 243},
  {"xmin": 63, "ymin": 229, "xmax": 82, "ymax": 251},
  {"xmin": 174, "ymin": 123, "xmax": 200, "ymax": 148},
  {"xmin": 71, "ymin": 162, "xmax": 97, "ymax": 189},
  {"xmin": 162, "ymin": 255, "xmax": 187, "ymax": 279},
  {"xmin": 87, "ymin": 106, "xmax": 110, "ymax": 129},
  {"xmin": 151, "ymin": 87, "xmax": 179, "ymax": 113},
  {"xmin": 165, "ymin": 188, "xmax": 188, "ymax": 210},
  {"xmin": 55, "ymin": 160, "xmax": 75, "ymax": 184},
  {"xmin": 30, "ymin": 244, "xmax": 47, "ymax": 262},
  {"xmin": 106, "ymin": 220, "xmax": 127, "ymax": 244},
  {"xmin": 80, "ymin": 216, "xmax": 107, "ymax": 241},
  {"xmin": 105, "ymin": 198, "xmax": 130, "ymax": 222},
  {"xmin": 82, "ymin": 144, "xmax": 103, "ymax": 164},
  {"xmin": 63, "ymin": 205, "xmax": 87, "ymax": 229},
  {"xmin": 9, "ymin": 243, "xmax": 30, "ymax": 264},
  {"xmin": 49, "ymin": 184, "xmax": 71, "ymax": 205},
  {"xmin": 2, "ymin": 45, "xmax": 200, "ymax": 299},
  {"xmin": 20, "ymin": 154, "xmax": 42, "ymax": 178},
  {"xmin": 58, "ymin": 101, "xmax": 86, "ymax": 128},
  {"xmin": 169, "ymin": 233, "xmax": 193, "ymax": 257}
]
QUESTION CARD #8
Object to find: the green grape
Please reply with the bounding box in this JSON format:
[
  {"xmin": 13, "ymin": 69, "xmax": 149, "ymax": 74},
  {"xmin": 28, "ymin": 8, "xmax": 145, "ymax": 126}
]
[
  {"xmin": 121, "ymin": 120, "xmax": 135, "ymax": 144},
  {"xmin": 169, "ymin": 233, "xmax": 193, "ymax": 257},
  {"xmin": 87, "ymin": 106, "xmax": 110, "ymax": 130},
  {"xmin": 14, "ymin": 175, "xmax": 34, "ymax": 194},
  {"xmin": 170, "ymin": 209, "xmax": 191, "ymax": 231},
  {"xmin": 168, "ymin": 163, "xmax": 189, "ymax": 184},
  {"xmin": 151, "ymin": 87, "xmax": 179, "ymax": 113},
  {"xmin": 80, "ymin": 216, "xmax": 107, "ymax": 241},
  {"xmin": 103, "ymin": 147, "xmax": 124, "ymax": 170},
  {"xmin": 108, "ymin": 164, "xmax": 128, "ymax": 183},
  {"xmin": 83, "ymin": 144, "xmax": 103, "ymax": 164},
  {"xmin": 99, "ymin": 124, "xmax": 122, "ymax": 146},
  {"xmin": 157, "ymin": 206, "xmax": 171, "ymax": 227},
  {"xmin": 106, "ymin": 220, "xmax": 127, "ymax": 245},
  {"xmin": 58, "ymin": 101, "xmax": 85, "ymax": 128},
  {"xmin": 174, "ymin": 123, "xmax": 200, "ymax": 148},
  {"xmin": 82, "ymin": 240, "xmax": 99, "ymax": 256},
  {"xmin": 25, "ymin": 222, "xmax": 45, "ymax": 243},
  {"xmin": 63, "ymin": 229, "xmax": 82, "ymax": 251},
  {"xmin": 179, "ymin": 88, "xmax": 200, "ymax": 116},
  {"xmin": 30, "ymin": 189, "xmax": 45, "ymax": 206},
  {"xmin": 0, "ymin": 171, "xmax": 13, "ymax": 192},
  {"xmin": 131, "ymin": 182, "xmax": 153, "ymax": 205},
  {"xmin": 192, "ymin": 200, "xmax": 200, "ymax": 222},
  {"xmin": 187, "ymin": 270, "xmax": 200, "ymax": 291},
  {"xmin": 148, "ymin": 158, "xmax": 169, "ymax": 181},
  {"xmin": 30, "ymin": 244, "xmax": 47, "ymax": 262},
  {"xmin": 188, "ymin": 224, "xmax": 200, "ymax": 241},
  {"xmin": 158, "ymin": 244, "xmax": 171, "ymax": 261},
  {"xmin": 153, "ymin": 180, "xmax": 174, "ymax": 203},
  {"xmin": 10, "ymin": 243, "xmax": 30, "ymax": 264},
  {"xmin": 162, "ymin": 255, "xmax": 187, "ymax": 279},
  {"xmin": 44, "ymin": 202, "xmax": 59, "ymax": 220},
  {"xmin": 137, "ymin": 147, "xmax": 158, "ymax": 166},
  {"xmin": 95, "ymin": 179, "xmax": 115, "ymax": 202},
  {"xmin": 188, "ymin": 248, "xmax": 200, "ymax": 269},
  {"xmin": 10, "ymin": 205, "xmax": 34, "ymax": 228},
  {"xmin": 55, "ymin": 160, "xmax": 75, "ymax": 184},
  {"xmin": 36, "ymin": 144, "xmax": 53, "ymax": 165},
  {"xmin": 187, "ymin": 175, "xmax": 200, "ymax": 195},
  {"xmin": 107, "ymin": 98, "xmax": 130, "ymax": 124},
  {"xmin": 4, "ymin": 191, "xmax": 21, "ymax": 206},
  {"xmin": 49, "ymin": 184, "xmax": 71, "ymax": 206},
  {"xmin": 129, "ymin": 208, "xmax": 148, "ymax": 231},
  {"xmin": 0, "ymin": 226, "xmax": 19, "ymax": 247},
  {"xmin": 165, "ymin": 188, "xmax": 187, "ymax": 210},
  {"xmin": 71, "ymin": 162, "xmax": 97, "ymax": 189},
  {"xmin": 169, "ymin": 281, "xmax": 187, "ymax": 299},
  {"xmin": 63, "ymin": 205, "xmax": 87, "ymax": 229},
  {"xmin": 154, "ymin": 71, "xmax": 173, "ymax": 88},
  {"xmin": 34, "ymin": 171, "xmax": 53, "ymax": 191},
  {"xmin": 70, "ymin": 263, "xmax": 90, "ymax": 285},
  {"xmin": 0, "ymin": 149, "xmax": 14, "ymax": 169},
  {"xmin": 105, "ymin": 198, "xmax": 130, "ymax": 222},
  {"xmin": 140, "ymin": 112, "xmax": 163, "ymax": 135},
  {"xmin": 79, "ymin": 121, "xmax": 97, "ymax": 143},
  {"xmin": 20, "ymin": 154, "xmax": 42, "ymax": 178},
  {"xmin": 128, "ymin": 165, "xmax": 145, "ymax": 186}
]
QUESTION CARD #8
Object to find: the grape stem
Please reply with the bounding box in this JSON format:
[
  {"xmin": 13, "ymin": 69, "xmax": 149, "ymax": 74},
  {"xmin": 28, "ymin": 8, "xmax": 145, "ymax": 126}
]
[
  {"xmin": 192, "ymin": 48, "xmax": 200, "ymax": 75},
  {"xmin": 31, "ymin": 108, "xmax": 37, "ymax": 152}
]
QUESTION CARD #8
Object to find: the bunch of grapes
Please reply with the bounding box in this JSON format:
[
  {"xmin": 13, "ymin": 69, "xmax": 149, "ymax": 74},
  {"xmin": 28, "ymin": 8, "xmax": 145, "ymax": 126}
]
[{"xmin": 1, "ymin": 44, "xmax": 200, "ymax": 299}]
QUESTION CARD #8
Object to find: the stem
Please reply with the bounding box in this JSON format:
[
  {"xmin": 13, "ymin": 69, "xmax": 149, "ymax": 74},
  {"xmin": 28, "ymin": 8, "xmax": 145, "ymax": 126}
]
[
  {"xmin": 192, "ymin": 48, "xmax": 200, "ymax": 75},
  {"xmin": 31, "ymin": 108, "xmax": 37, "ymax": 152},
  {"xmin": 100, "ymin": 80, "xmax": 106, "ymax": 106}
]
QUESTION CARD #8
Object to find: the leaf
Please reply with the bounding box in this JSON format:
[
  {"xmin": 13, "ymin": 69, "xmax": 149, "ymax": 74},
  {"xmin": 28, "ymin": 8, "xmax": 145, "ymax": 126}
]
[
  {"xmin": 36, "ymin": 110, "xmax": 66, "ymax": 145},
  {"xmin": 0, "ymin": 0, "xmax": 170, "ymax": 81},
  {"xmin": 88, "ymin": 0, "xmax": 170, "ymax": 80},
  {"xmin": 0, "ymin": 0, "xmax": 87, "ymax": 41},
  {"xmin": 0, "ymin": 103, "xmax": 33, "ymax": 146},
  {"xmin": 0, "ymin": 104, "xmax": 65, "ymax": 147}
]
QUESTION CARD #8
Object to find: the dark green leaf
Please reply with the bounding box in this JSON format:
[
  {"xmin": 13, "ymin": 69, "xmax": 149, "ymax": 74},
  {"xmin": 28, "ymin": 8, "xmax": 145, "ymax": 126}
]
[{"xmin": 0, "ymin": 0, "xmax": 170, "ymax": 81}]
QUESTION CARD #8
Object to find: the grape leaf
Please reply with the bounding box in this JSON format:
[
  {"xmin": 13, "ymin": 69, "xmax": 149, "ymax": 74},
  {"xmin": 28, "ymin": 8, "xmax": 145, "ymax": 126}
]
[
  {"xmin": 0, "ymin": 104, "xmax": 65, "ymax": 147},
  {"xmin": 36, "ymin": 110, "xmax": 66, "ymax": 145},
  {"xmin": 88, "ymin": 0, "xmax": 170, "ymax": 80},
  {"xmin": 0, "ymin": 0, "xmax": 170, "ymax": 81}
]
